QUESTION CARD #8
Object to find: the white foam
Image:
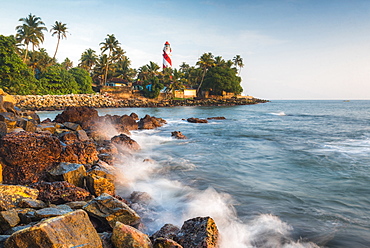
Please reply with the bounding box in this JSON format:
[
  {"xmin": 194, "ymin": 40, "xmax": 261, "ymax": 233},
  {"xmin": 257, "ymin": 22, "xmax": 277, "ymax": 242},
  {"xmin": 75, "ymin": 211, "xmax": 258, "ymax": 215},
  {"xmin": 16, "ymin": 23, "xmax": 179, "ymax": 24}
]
[{"xmin": 270, "ymin": 111, "xmax": 287, "ymax": 116}]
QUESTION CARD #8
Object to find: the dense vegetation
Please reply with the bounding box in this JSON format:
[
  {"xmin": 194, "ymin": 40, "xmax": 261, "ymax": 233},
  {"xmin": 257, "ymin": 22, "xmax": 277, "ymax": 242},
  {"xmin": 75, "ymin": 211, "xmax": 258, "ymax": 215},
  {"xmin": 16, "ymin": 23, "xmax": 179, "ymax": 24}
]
[{"xmin": 0, "ymin": 14, "xmax": 244, "ymax": 97}]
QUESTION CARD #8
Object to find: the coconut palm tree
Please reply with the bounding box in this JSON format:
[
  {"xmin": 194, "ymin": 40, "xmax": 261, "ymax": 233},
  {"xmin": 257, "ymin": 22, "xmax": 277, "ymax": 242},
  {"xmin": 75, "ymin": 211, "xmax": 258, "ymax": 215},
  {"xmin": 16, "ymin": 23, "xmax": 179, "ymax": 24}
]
[
  {"xmin": 100, "ymin": 34, "xmax": 120, "ymax": 84},
  {"xmin": 196, "ymin": 52, "xmax": 215, "ymax": 94},
  {"xmin": 79, "ymin": 48, "xmax": 98, "ymax": 73},
  {"xmin": 50, "ymin": 21, "xmax": 69, "ymax": 60},
  {"xmin": 16, "ymin": 14, "xmax": 47, "ymax": 60},
  {"xmin": 233, "ymin": 55, "xmax": 244, "ymax": 76},
  {"xmin": 62, "ymin": 58, "xmax": 73, "ymax": 70}
]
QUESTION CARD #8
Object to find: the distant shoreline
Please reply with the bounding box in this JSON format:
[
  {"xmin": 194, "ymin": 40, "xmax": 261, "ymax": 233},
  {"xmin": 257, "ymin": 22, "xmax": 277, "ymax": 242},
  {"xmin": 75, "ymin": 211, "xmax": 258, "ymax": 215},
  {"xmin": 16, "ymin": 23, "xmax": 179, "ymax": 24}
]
[{"xmin": 14, "ymin": 94, "xmax": 269, "ymax": 111}]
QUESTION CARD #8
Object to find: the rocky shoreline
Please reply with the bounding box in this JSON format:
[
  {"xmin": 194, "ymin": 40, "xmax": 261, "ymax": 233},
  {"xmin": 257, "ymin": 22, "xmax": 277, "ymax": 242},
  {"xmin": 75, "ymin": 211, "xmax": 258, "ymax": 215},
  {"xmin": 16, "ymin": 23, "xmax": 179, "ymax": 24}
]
[
  {"xmin": 0, "ymin": 103, "xmax": 220, "ymax": 247},
  {"xmin": 13, "ymin": 94, "xmax": 269, "ymax": 111}
]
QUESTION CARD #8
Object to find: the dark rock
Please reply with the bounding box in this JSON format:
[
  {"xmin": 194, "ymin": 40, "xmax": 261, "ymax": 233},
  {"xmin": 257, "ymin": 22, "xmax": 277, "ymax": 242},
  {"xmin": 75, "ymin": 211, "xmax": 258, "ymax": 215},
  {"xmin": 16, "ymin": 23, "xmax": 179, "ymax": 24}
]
[
  {"xmin": 0, "ymin": 122, "xmax": 6, "ymax": 137},
  {"xmin": 60, "ymin": 140, "xmax": 99, "ymax": 165},
  {"xmin": 76, "ymin": 129, "xmax": 90, "ymax": 141},
  {"xmin": 207, "ymin": 117, "xmax": 226, "ymax": 120},
  {"xmin": 118, "ymin": 115, "xmax": 138, "ymax": 130},
  {"xmin": 111, "ymin": 134, "xmax": 140, "ymax": 152},
  {"xmin": 41, "ymin": 118, "xmax": 51, "ymax": 123},
  {"xmin": 34, "ymin": 205, "xmax": 73, "ymax": 219},
  {"xmin": 175, "ymin": 216, "xmax": 219, "ymax": 248},
  {"xmin": 2, "ymin": 102, "xmax": 17, "ymax": 115},
  {"xmin": 0, "ymin": 132, "xmax": 62, "ymax": 185},
  {"xmin": 111, "ymin": 221, "xmax": 152, "ymax": 248},
  {"xmin": 130, "ymin": 191, "xmax": 153, "ymax": 206},
  {"xmin": 151, "ymin": 224, "xmax": 180, "ymax": 241},
  {"xmin": 99, "ymin": 232, "xmax": 114, "ymax": 248},
  {"xmin": 18, "ymin": 199, "xmax": 47, "ymax": 209},
  {"xmin": 0, "ymin": 185, "xmax": 39, "ymax": 211},
  {"xmin": 32, "ymin": 181, "xmax": 92, "ymax": 204},
  {"xmin": 187, "ymin": 118, "xmax": 208, "ymax": 123},
  {"xmin": 171, "ymin": 131, "xmax": 187, "ymax": 139},
  {"xmin": 53, "ymin": 106, "xmax": 99, "ymax": 128},
  {"xmin": 15, "ymin": 208, "xmax": 37, "ymax": 224},
  {"xmin": 47, "ymin": 162, "xmax": 87, "ymax": 188},
  {"xmin": 4, "ymin": 209, "xmax": 103, "ymax": 248},
  {"xmin": 138, "ymin": 114, "xmax": 166, "ymax": 129},
  {"xmin": 0, "ymin": 210, "xmax": 20, "ymax": 234},
  {"xmin": 83, "ymin": 193, "xmax": 141, "ymax": 230}
]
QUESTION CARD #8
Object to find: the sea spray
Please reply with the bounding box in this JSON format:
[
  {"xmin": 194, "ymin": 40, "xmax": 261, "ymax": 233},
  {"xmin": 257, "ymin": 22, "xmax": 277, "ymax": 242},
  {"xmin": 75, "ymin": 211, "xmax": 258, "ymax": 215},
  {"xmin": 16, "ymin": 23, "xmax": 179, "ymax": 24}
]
[{"xmin": 113, "ymin": 128, "xmax": 321, "ymax": 247}]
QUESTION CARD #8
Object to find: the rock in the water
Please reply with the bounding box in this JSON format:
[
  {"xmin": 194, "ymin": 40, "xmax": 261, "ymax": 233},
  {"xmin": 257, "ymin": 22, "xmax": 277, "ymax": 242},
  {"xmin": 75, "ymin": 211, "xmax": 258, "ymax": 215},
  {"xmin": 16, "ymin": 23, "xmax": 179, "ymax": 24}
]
[
  {"xmin": 0, "ymin": 210, "xmax": 20, "ymax": 234},
  {"xmin": 111, "ymin": 221, "xmax": 152, "ymax": 248},
  {"xmin": 206, "ymin": 117, "xmax": 226, "ymax": 120},
  {"xmin": 83, "ymin": 193, "xmax": 141, "ymax": 230},
  {"xmin": 53, "ymin": 106, "xmax": 99, "ymax": 128},
  {"xmin": 111, "ymin": 134, "xmax": 140, "ymax": 152},
  {"xmin": 4, "ymin": 209, "xmax": 103, "ymax": 248},
  {"xmin": 187, "ymin": 117, "xmax": 208, "ymax": 123},
  {"xmin": 171, "ymin": 131, "xmax": 187, "ymax": 139},
  {"xmin": 47, "ymin": 162, "xmax": 87, "ymax": 188},
  {"xmin": 138, "ymin": 114, "xmax": 166, "ymax": 129},
  {"xmin": 32, "ymin": 181, "xmax": 92, "ymax": 204},
  {"xmin": 0, "ymin": 185, "xmax": 39, "ymax": 211},
  {"xmin": 175, "ymin": 216, "xmax": 219, "ymax": 248},
  {"xmin": 0, "ymin": 132, "xmax": 62, "ymax": 185}
]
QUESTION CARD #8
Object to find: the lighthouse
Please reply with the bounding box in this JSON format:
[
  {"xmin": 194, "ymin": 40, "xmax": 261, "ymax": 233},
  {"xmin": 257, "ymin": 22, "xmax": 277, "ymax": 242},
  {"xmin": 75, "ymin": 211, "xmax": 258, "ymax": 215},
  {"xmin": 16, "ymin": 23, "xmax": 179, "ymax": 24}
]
[{"xmin": 163, "ymin": 41, "xmax": 172, "ymax": 68}]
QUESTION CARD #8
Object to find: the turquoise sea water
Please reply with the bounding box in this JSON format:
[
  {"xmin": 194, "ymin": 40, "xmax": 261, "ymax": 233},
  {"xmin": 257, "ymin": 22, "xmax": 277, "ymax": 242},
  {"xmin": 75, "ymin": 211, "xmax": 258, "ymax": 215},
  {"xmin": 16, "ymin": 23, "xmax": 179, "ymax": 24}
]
[{"xmin": 38, "ymin": 101, "xmax": 370, "ymax": 248}]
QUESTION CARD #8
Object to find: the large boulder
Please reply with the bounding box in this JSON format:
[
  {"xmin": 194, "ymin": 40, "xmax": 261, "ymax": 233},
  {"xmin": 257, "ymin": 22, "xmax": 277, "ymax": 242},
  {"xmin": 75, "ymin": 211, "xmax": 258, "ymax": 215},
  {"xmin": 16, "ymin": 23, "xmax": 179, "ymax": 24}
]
[
  {"xmin": 151, "ymin": 224, "xmax": 180, "ymax": 241},
  {"xmin": 175, "ymin": 217, "xmax": 219, "ymax": 248},
  {"xmin": 86, "ymin": 174, "xmax": 115, "ymax": 196},
  {"xmin": 138, "ymin": 114, "xmax": 166, "ymax": 129},
  {"xmin": 0, "ymin": 132, "xmax": 62, "ymax": 185},
  {"xmin": 4, "ymin": 210, "xmax": 103, "ymax": 248},
  {"xmin": 83, "ymin": 193, "xmax": 140, "ymax": 231},
  {"xmin": 111, "ymin": 221, "xmax": 152, "ymax": 248},
  {"xmin": 32, "ymin": 181, "xmax": 92, "ymax": 204},
  {"xmin": 53, "ymin": 106, "xmax": 99, "ymax": 129},
  {"xmin": 0, "ymin": 185, "xmax": 39, "ymax": 211},
  {"xmin": 153, "ymin": 238, "xmax": 183, "ymax": 248},
  {"xmin": 117, "ymin": 114, "xmax": 139, "ymax": 131},
  {"xmin": 171, "ymin": 131, "xmax": 187, "ymax": 139},
  {"xmin": 111, "ymin": 134, "xmax": 140, "ymax": 152}
]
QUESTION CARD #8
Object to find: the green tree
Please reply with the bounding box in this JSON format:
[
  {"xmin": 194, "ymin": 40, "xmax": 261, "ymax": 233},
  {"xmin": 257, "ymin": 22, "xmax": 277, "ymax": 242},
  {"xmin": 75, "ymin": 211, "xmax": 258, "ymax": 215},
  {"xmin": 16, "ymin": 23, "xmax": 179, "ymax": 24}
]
[
  {"xmin": 79, "ymin": 48, "xmax": 98, "ymax": 73},
  {"xmin": 69, "ymin": 67, "xmax": 94, "ymax": 93},
  {"xmin": 50, "ymin": 21, "xmax": 69, "ymax": 59},
  {"xmin": 100, "ymin": 34, "xmax": 120, "ymax": 85},
  {"xmin": 16, "ymin": 14, "xmax": 47, "ymax": 61},
  {"xmin": 196, "ymin": 52, "xmax": 215, "ymax": 94},
  {"xmin": 38, "ymin": 65, "xmax": 79, "ymax": 94},
  {"xmin": 233, "ymin": 55, "xmax": 244, "ymax": 76},
  {"xmin": 202, "ymin": 66, "xmax": 243, "ymax": 95},
  {"xmin": 113, "ymin": 57, "xmax": 136, "ymax": 82},
  {"xmin": 142, "ymin": 76, "xmax": 163, "ymax": 99},
  {"xmin": 0, "ymin": 35, "xmax": 38, "ymax": 95},
  {"xmin": 26, "ymin": 48, "xmax": 55, "ymax": 78}
]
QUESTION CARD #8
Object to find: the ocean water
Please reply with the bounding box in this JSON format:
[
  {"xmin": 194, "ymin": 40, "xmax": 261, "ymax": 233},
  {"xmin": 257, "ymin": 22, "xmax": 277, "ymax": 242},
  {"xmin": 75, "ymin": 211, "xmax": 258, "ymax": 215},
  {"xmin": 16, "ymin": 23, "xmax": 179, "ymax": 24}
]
[{"xmin": 38, "ymin": 100, "xmax": 370, "ymax": 248}]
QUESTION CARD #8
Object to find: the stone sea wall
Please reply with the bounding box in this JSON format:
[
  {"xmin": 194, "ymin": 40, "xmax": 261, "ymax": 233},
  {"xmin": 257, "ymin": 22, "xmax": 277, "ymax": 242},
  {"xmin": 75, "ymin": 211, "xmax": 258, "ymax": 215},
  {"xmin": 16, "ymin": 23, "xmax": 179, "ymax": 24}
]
[{"xmin": 13, "ymin": 94, "xmax": 269, "ymax": 111}]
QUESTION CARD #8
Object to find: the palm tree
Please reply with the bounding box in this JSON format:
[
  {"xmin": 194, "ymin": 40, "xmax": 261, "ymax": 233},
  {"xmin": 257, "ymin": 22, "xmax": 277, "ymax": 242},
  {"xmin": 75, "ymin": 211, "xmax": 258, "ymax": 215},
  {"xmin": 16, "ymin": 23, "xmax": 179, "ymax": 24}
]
[
  {"xmin": 79, "ymin": 48, "xmax": 98, "ymax": 73},
  {"xmin": 196, "ymin": 52, "xmax": 215, "ymax": 94},
  {"xmin": 146, "ymin": 61, "xmax": 160, "ymax": 78},
  {"xmin": 50, "ymin": 21, "xmax": 69, "ymax": 60},
  {"xmin": 16, "ymin": 14, "xmax": 47, "ymax": 61},
  {"xmin": 100, "ymin": 34, "xmax": 120, "ymax": 84},
  {"xmin": 62, "ymin": 58, "xmax": 73, "ymax": 70},
  {"xmin": 233, "ymin": 55, "xmax": 244, "ymax": 76}
]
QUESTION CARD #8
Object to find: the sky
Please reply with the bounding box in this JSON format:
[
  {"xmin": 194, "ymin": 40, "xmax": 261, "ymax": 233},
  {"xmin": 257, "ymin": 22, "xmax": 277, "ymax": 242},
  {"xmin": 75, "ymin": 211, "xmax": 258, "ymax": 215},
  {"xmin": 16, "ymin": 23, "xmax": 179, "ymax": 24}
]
[{"xmin": 1, "ymin": 0, "xmax": 370, "ymax": 100}]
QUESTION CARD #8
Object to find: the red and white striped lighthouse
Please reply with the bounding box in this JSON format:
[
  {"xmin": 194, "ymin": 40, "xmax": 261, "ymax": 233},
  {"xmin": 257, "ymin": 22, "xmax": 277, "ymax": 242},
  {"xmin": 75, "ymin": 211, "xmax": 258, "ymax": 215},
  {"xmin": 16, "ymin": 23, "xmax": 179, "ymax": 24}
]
[{"xmin": 163, "ymin": 41, "xmax": 172, "ymax": 68}]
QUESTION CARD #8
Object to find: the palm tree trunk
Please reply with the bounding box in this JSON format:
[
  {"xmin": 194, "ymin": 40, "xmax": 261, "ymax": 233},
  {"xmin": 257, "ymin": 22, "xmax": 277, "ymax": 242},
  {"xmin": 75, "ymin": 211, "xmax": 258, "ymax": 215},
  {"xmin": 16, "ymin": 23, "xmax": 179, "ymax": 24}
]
[
  {"xmin": 23, "ymin": 44, "xmax": 29, "ymax": 63},
  {"xmin": 53, "ymin": 37, "xmax": 60, "ymax": 59},
  {"xmin": 196, "ymin": 68, "xmax": 207, "ymax": 96}
]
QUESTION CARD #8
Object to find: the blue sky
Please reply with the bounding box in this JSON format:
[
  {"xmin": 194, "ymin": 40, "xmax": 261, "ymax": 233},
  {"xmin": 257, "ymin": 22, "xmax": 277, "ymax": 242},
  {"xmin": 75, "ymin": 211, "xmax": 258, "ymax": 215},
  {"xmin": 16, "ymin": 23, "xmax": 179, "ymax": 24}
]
[{"xmin": 1, "ymin": 0, "xmax": 370, "ymax": 99}]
